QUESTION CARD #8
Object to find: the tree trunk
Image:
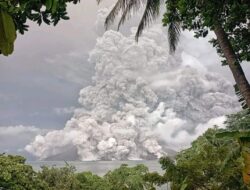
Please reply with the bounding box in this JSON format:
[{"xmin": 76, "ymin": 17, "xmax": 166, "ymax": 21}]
[{"xmin": 213, "ymin": 24, "xmax": 250, "ymax": 108}]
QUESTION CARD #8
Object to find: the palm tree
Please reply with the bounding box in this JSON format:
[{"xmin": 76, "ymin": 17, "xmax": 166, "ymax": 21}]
[
  {"xmin": 97, "ymin": 0, "xmax": 250, "ymax": 108},
  {"xmin": 213, "ymin": 24, "xmax": 250, "ymax": 109},
  {"xmin": 97, "ymin": 0, "xmax": 181, "ymax": 53}
]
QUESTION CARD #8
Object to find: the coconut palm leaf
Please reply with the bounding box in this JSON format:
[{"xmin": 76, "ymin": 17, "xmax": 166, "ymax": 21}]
[
  {"xmin": 117, "ymin": 0, "xmax": 143, "ymax": 30},
  {"xmin": 168, "ymin": 20, "xmax": 181, "ymax": 53},
  {"xmin": 97, "ymin": 0, "xmax": 143, "ymax": 30},
  {"xmin": 104, "ymin": 0, "xmax": 130, "ymax": 30},
  {"xmin": 135, "ymin": 0, "xmax": 161, "ymax": 41},
  {"xmin": 97, "ymin": 0, "xmax": 181, "ymax": 53},
  {"xmin": 234, "ymin": 84, "xmax": 249, "ymax": 110}
]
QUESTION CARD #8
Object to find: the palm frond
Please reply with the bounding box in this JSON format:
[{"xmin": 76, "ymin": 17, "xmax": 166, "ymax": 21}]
[
  {"xmin": 98, "ymin": 0, "xmax": 180, "ymax": 53},
  {"xmin": 104, "ymin": 0, "xmax": 129, "ymax": 30},
  {"xmin": 101, "ymin": 0, "xmax": 161, "ymax": 41},
  {"xmin": 96, "ymin": 0, "xmax": 103, "ymax": 4},
  {"xmin": 234, "ymin": 84, "xmax": 249, "ymax": 110},
  {"xmin": 117, "ymin": 0, "xmax": 143, "ymax": 30},
  {"xmin": 135, "ymin": 0, "xmax": 161, "ymax": 41},
  {"xmin": 168, "ymin": 21, "xmax": 181, "ymax": 53}
]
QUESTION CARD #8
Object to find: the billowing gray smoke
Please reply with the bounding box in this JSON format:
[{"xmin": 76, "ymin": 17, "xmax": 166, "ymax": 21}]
[{"xmin": 25, "ymin": 23, "xmax": 239, "ymax": 160}]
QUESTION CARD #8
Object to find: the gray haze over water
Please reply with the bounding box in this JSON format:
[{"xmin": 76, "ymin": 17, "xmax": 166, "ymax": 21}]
[{"xmin": 28, "ymin": 160, "xmax": 163, "ymax": 176}]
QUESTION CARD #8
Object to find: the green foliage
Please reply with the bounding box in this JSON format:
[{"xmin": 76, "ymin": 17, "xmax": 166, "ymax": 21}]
[
  {"xmin": 0, "ymin": 0, "xmax": 80, "ymax": 55},
  {"xmin": 163, "ymin": 0, "xmax": 250, "ymax": 64},
  {"xmin": 156, "ymin": 111, "xmax": 250, "ymax": 189},
  {"xmin": 160, "ymin": 129, "xmax": 246, "ymax": 190},
  {"xmin": 0, "ymin": 9, "xmax": 16, "ymax": 55},
  {"xmin": 38, "ymin": 164, "xmax": 158, "ymax": 190},
  {"xmin": 0, "ymin": 154, "xmax": 47, "ymax": 190},
  {"xmin": 216, "ymin": 110, "xmax": 250, "ymax": 186},
  {"xmin": 1, "ymin": 0, "xmax": 80, "ymax": 32},
  {"xmin": 225, "ymin": 109, "xmax": 250, "ymax": 131},
  {"xmin": 104, "ymin": 164, "xmax": 156, "ymax": 190},
  {"xmin": 102, "ymin": 0, "xmax": 249, "ymax": 64},
  {"xmin": 76, "ymin": 171, "xmax": 110, "ymax": 190},
  {"xmin": 0, "ymin": 154, "xmax": 160, "ymax": 190},
  {"xmin": 143, "ymin": 171, "xmax": 166, "ymax": 187},
  {"xmin": 216, "ymin": 110, "xmax": 250, "ymax": 143},
  {"xmin": 37, "ymin": 164, "xmax": 81, "ymax": 190},
  {"xmin": 1, "ymin": 111, "xmax": 249, "ymax": 190}
]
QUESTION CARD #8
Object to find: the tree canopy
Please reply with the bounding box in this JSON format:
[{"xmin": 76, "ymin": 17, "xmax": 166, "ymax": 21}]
[
  {"xmin": 0, "ymin": 154, "xmax": 47, "ymax": 190},
  {"xmin": 159, "ymin": 128, "xmax": 245, "ymax": 190},
  {"xmin": 163, "ymin": 0, "xmax": 250, "ymax": 64},
  {"xmin": 1, "ymin": 111, "xmax": 250, "ymax": 189},
  {"xmin": 0, "ymin": 154, "xmax": 160, "ymax": 190},
  {"xmin": 158, "ymin": 111, "xmax": 250, "ymax": 189},
  {"xmin": 0, "ymin": 0, "xmax": 80, "ymax": 55},
  {"xmin": 104, "ymin": 164, "xmax": 156, "ymax": 190}
]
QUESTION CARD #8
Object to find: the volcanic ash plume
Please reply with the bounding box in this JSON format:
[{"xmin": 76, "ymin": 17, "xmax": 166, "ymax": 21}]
[{"xmin": 25, "ymin": 26, "xmax": 239, "ymax": 160}]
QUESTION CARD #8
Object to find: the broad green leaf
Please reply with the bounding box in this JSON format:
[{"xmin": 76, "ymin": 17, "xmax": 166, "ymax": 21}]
[
  {"xmin": 51, "ymin": 0, "xmax": 58, "ymax": 14},
  {"xmin": 45, "ymin": 0, "xmax": 53, "ymax": 10},
  {"xmin": 180, "ymin": 183, "xmax": 188, "ymax": 190},
  {"xmin": 0, "ymin": 10, "xmax": 16, "ymax": 55}
]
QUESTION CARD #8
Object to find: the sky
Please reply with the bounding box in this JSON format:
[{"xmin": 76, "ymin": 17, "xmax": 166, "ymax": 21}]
[{"xmin": 0, "ymin": 1, "xmax": 249, "ymax": 160}]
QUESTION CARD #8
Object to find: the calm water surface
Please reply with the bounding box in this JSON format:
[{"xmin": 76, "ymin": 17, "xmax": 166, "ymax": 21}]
[{"xmin": 28, "ymin": 160, "xmax": 164, "ymax": 176}]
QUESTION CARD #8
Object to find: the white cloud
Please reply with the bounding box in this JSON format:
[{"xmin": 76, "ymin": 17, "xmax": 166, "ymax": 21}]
[
  {"xmin": 54, "ymin": 106, "xmax": 76, "ymax": 115},
  {"xmin": 0, "ymin": 125, "xmax": 48, "ymax": 154},
  {"xmin": 26, "ymin": 22, "xmax": 240, "ymax": 160},
  {"xmin": 155, "ymin": 115, "xmax": 226, "ymax": 151},
  {"xmin": 0, "ymin": 125, "xmax": 42, "ymax": 136}
]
